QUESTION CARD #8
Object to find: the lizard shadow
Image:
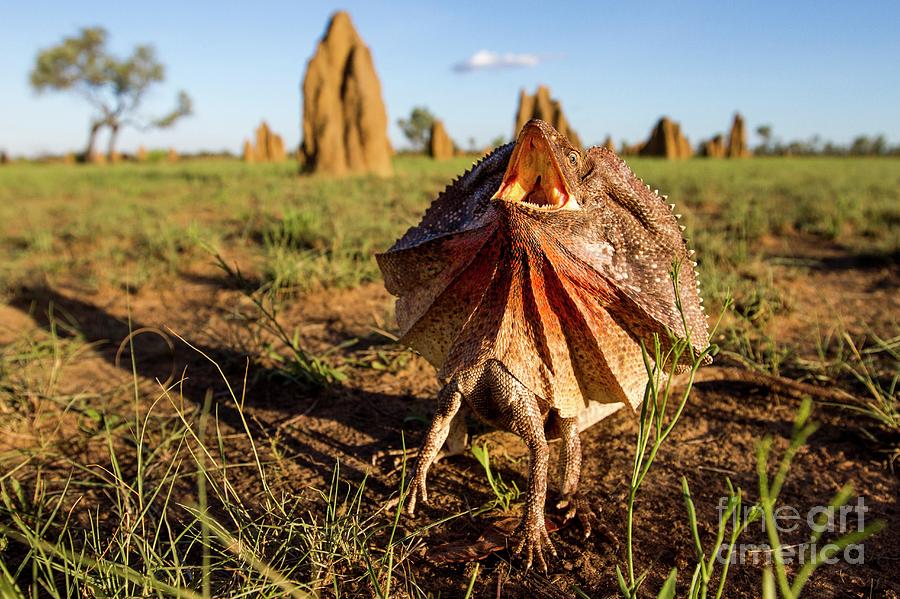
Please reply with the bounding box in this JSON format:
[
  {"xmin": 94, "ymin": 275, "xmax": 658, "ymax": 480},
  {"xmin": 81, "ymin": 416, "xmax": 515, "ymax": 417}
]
[
  {"xmin": 808, "ymin": 247, "xmax": 900, "ymax": 273},
  {"xmin": 7, "ymin": 284, "xmax": 433, "ymax": 495},
  {"xmin": 765, "ymin": 243, "xmax": 899, "ymax": 292}
]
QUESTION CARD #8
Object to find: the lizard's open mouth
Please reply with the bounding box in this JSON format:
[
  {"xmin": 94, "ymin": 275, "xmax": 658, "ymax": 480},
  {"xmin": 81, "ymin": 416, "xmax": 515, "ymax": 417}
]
[{"xmin": 492, "ymin": 128, "xmax": 576, "ymax": 211}]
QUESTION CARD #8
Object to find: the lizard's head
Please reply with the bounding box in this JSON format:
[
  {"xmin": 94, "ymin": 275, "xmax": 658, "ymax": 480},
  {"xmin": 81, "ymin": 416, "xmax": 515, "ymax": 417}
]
[
  {"xmin": 492, "ymin": 119, "xmax": 584, "ymax": 211},
  {"xmin": 493, "ymin": 119, "xmax": 693, "ymax": 255}
]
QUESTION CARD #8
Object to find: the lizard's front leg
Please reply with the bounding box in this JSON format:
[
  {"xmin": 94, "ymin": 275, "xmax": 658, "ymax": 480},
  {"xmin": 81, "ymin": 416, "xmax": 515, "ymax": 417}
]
[
  {"xmin": 555, "ymin": 415, "xmax": 596, "ymax": 537},
  {"xmin": 510, "ymin": 392, "xmax": 557, "ymax": 572},
  {"xmin": 406, "ymin": 384, "xmax": 462, "ymax": 516}
]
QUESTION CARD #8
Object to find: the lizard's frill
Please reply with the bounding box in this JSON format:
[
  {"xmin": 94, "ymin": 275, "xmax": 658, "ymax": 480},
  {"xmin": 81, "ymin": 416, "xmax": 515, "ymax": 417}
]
[{"xmin": 379, "ymin": 204, "xmax": 650, "ymax": 416}]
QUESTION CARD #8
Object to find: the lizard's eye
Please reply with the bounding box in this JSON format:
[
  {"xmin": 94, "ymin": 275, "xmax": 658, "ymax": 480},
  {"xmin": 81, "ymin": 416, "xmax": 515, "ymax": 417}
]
[{"xmin": 567, "ymin": 151, "xmax": 579, "ymax": 167}]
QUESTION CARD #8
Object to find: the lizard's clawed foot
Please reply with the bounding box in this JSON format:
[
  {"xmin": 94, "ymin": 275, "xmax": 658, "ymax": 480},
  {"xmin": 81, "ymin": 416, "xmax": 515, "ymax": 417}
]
[
  {"xmin": 405, "ymin": 474, "xmax": 429, "ymax": 516},
  {"xmin": 511, "ymin": 513, "xmax": 557, "ymax": 573},
  {"xmin": 556, "ymin": 493, "xmax": 598, "ymax": 538}
]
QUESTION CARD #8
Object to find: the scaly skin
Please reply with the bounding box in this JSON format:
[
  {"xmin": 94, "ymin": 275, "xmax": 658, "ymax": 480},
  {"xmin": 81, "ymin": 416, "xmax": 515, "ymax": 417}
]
[
  {"xmin": 377, "ymin": 119, "xmax": 710, "ymax": 571},
  {"xmin": 405, "ymin": 361, "xmax": 550, "ymax": 571},
  {"xmin": 405, "ymin": 360, "xmax": 597, "ymax": 572}
]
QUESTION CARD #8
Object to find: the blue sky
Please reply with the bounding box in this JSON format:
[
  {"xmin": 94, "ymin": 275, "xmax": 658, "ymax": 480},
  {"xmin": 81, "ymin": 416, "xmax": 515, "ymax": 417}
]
[{"xmin": 2, "ymin": 1, "xmax": 899, "ymax": 156}]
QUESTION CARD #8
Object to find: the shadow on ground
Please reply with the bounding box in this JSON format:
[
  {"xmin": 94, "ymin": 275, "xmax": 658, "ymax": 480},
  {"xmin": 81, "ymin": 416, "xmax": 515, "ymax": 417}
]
[{"xmin": 8, "ymin": 284, "xmax": 431, "ymax": 493}]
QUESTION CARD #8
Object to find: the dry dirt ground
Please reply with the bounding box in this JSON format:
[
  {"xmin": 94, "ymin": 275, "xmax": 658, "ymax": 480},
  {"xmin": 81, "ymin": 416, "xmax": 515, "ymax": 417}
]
[{"xmin": 1, "ymin": 233, "xmax": 898, "ymax": 598}]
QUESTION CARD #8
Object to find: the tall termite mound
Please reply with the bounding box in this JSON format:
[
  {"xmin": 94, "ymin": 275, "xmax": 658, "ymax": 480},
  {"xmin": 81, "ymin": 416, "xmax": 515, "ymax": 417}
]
[
  {"xmin": 700, "ymin": 113, "xmax": 751, "ymax": 158},
  {"xmin": 428, "ymin": 120, "xmax": 455, "ymax": 160},
  {"xmin": 638, "ymin": 117, "xmax": 693, "ymax": 159},
  {"xmin": 727, "ymin": 112, "xmax": 750, "ymax": 158},
  {"xmin": 700, "ymin": 134, "xmax": 726, "ymax": 158},
  {"xmin": 300, "ymin": 11, "xmax": 392, "ymax": 176},
  {"xmin": 243, "ymin": 121, "xmax": 286, "ymax": 163}
]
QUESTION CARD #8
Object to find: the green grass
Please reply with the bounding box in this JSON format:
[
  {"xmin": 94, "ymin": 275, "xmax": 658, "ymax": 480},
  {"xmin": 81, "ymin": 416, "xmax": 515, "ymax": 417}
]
[
  {"xmin": 627, "ymin": 157, "xmax": 900, "ymax": 252},
  {"xmin": 470, "ymin": 442, "xmax": 522, "ymax": 512},
  {"xmin": 2, "ymin": 156, "xmax": 896, "ymax": 294},
  {"xmin": 0, "ymin": 156, "xmax": 475, "ymax": 293}
]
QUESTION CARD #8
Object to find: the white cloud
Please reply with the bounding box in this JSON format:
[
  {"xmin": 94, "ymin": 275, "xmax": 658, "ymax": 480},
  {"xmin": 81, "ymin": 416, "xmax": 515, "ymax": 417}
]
[{"xmin": 452, "ymin": 50, "xmax": 542, "ymax": 73}]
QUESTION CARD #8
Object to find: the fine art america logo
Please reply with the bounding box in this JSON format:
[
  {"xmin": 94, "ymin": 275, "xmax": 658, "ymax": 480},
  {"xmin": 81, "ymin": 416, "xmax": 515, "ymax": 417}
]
[{"xmin": 715, "ymin": 496, "xmax": 869, "ymax": 566}]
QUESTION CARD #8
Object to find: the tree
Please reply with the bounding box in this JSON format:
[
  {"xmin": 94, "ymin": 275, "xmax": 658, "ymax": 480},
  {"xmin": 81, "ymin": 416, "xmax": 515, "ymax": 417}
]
[
  {"xmin": 848, "ymin": 135, "xmax": 888, "ymax": 156},
  {"xmin": 397, "ymin": 106, "xmax": 435, "ymax": 152},
  {"xmin": 755, "ymin": 124, "xmax": 773, "ymax": 154},
  {"xmin": 30, "ymin": 27, "xmax": 192, "ymax": 161}
]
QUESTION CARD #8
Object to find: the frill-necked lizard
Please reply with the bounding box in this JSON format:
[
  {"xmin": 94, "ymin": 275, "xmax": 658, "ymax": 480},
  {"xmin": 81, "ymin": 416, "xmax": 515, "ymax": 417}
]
[{"xmin": 376, "ymin": 119, "xmax": 709, "ymax": 571}]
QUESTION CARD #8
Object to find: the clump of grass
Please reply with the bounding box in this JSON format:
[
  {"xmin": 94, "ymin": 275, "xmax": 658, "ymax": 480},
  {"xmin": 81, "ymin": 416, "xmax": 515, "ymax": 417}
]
[
  {"xmin": 209, "ymin": 249, "xmax": 346, "ymax": 388},
  {"xmin": 261, "ymin": 245, "xmax": 377, "ymax": 293},
  {"xmin": 721, "ymin": 323, "xmax": 793, "ymax": 378},
  {"xmin": 838, "ymin": 333, "xmax": 899, "ymax": 432},
  {"xmin": 261, "ymin": 207, "xmax": 331, "ymax": 252},
  {"xmin": 798, "ymin": 327, "xmax": 900, "ymax": 461},
  {"xmin": 679, "ymin": 476, "xmax": 761, "ymax": 599},
  {"xmin": 256, "ymin": 205, "xmax": 372, "ymax": 293},
  {"xmin": 358, "ymin": 346, "xmax": 415, "ymax": 374},
  {"xmin": 470, "ymin": 442, "xmax": 521, "ymax": 512},
  {"xmin": 814, "ymin": 330, "xmax": 899, "ymax": 432}
]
